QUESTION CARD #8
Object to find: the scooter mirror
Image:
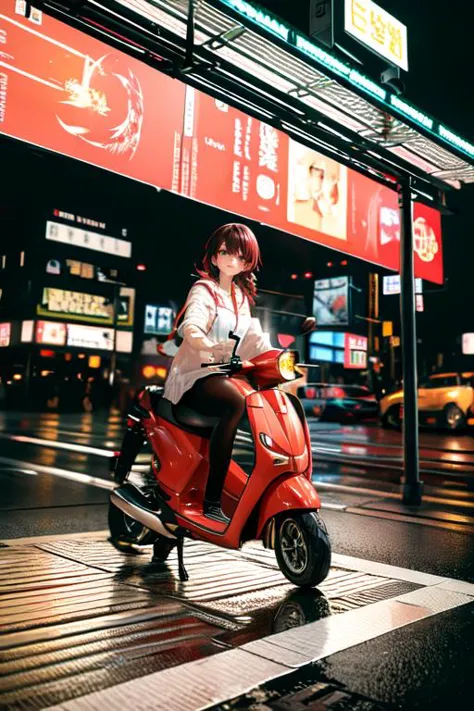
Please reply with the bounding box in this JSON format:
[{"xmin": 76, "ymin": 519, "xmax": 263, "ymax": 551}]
[{"xmin": 300, "ymin": 317, "xmax": 316, "ymax": 335}]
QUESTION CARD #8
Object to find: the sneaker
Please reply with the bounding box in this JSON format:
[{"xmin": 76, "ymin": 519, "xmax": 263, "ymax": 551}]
[{"xmin": 203, "ymin": 500, "xmax": 231, "ymax": 524}]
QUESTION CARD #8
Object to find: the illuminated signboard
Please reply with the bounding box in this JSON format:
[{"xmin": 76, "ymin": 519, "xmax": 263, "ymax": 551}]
[
  {"xmin": 462, "ymin": 334, "xmax": 474, "ymax": 355},
  {"xmin": 383, "ymin": 275, "xmax": 423, "ymax": 295},
  {"xmin": 0, "ymin": 323, "xmax": 11, "ymax": 348},
  {"xmin": 66, "ymin": 324, "xmax": 114, "ymax": 351},
  {"xmin": 344, "ymin": 0, "xmax": 408, "ymax": 71},
  {"xmin": 21, "ymin": 320, "xmax": 34, "ymax": 343},
  {"xmin": 45, "ymin": 221, "xmax": 132, "ymax": 258},
  {"xmin": 66, "ymin": 260, "xmax": 95, "ymax": 279},
  {"xmin": 144, "ymin": 305, "xmax": 175, "ymax": 336},
  {"xmin": 215, "ymin": 1, "xmax": 474, "ymax": 159},
  {"xmin": 178, "ymin": 89, "xmax": 443, "ymax": 284},
  {"xmin": 37, "ymin": 287, "xmax": 135, "ymax": 326},
  {"xmin": 309, "ymin": 330, "xmax": 345, "ymax": 364},
  {"xmin": 0, "ymin": 4, "xmax": 446, "ymax": 285},
  {"xmin": 36, "ymin": 321, "xmax": 67, "ymax": 346},
  {"xmin": 344, "ymin": 333, "xmax": 368, "ymax": 369},
  {"xmin": 0, "ymin": 7, "xmax": 186, "ymax": 188},
  {"xmin": 313, "ymin": 277, "xmax": 350, "ymax": 326}
]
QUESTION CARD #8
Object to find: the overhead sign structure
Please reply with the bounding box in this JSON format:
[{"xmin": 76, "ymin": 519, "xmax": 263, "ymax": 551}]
[
  {"xmin": 344, "ymin": 0, "xmax": 408, "ymax": 71},
  {"xmin": 0, "ymin": 3, "xmax": 446, "ymax": 283}
]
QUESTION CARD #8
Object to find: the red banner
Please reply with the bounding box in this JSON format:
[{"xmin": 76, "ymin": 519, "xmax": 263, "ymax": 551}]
[
  {"xmin": 0, "ymin": 3, "xmax": 184, "ymax": 189},
  {"xmin": 179, "ymin": 87, "xmax": 288, "ymax": 221},
  {"xmin": 179, "ymin": 90, "xmax": 443, "ymax": 283},
  {"xmin": 0, "ymin": 3, "xmax": 443, "ymax": 284}
]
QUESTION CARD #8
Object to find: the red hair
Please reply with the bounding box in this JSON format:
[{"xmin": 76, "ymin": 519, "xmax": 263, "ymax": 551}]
[{"xmin": 196, "ymin": 223, "xmax": 261, "ymax": 304}]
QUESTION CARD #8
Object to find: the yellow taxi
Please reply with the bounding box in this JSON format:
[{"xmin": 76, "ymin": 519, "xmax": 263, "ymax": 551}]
[{"xmin": 380, "ymin": 372, "xmax": 474, "ymax": 431}]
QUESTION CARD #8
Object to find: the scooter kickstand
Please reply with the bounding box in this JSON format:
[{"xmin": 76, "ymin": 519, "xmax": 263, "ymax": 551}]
[{"xmin": 177, "ymin": 536, "xmax": 189, "ymax": 582}]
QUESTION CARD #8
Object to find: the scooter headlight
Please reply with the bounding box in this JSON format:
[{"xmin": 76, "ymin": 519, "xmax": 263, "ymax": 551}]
[{"xmin": 278, "ymin": 350, "xmax": 297, "ymax": 381}]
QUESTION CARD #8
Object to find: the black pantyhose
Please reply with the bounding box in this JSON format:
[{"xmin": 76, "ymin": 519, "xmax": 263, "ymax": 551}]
[{"xmin": 180, "ymin": 374, "xmax": 246, "ymax": 502}]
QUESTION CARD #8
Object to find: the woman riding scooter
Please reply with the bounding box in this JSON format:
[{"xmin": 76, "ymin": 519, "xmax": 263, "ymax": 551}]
[
  {"xmin": 109, "ymin": 222, "xmax": 328, "ymax": 586},
  {"xmin": 163, "ymin": 223, "xmax": 277, "ymax": 524}
]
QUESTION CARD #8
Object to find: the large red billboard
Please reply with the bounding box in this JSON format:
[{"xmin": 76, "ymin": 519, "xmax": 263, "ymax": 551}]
[
  {"xmin": 0, "ymin": 3, "xmax": 443, "ymax": 283},
  {"xmin": 180, "ymin": 87, "xmax": 443, "ymax": 283},
  {"xmin": 0, "ymin": 4, "xmax": 184, "ymax": 189}
]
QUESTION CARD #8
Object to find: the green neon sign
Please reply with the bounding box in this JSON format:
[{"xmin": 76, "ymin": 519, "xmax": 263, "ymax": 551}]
[
  {"xmin": 221, "ymin": 0, "xmax": 289, "ymax": 41},
  {"xmin": 390, "ymin": 95, "xmax": 433, "ymax": 130},
  {"xmin": 217, "ymin": 0, "xmax": 474, "ymax": 166},
  {"xmin": 438, "ymin": 125, "xmax": 474, "ymax": 159}
]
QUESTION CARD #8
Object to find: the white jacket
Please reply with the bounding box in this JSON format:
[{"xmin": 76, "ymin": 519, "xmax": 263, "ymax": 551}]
[{"xmin": 163, "ymin": 280, "xmax": 272, "ymax": 404}]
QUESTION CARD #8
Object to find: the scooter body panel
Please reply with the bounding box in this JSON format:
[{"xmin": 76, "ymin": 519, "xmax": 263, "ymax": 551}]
[{"xmin": 256, "ymin": 474, "xmax": 321, "ymax": 539}]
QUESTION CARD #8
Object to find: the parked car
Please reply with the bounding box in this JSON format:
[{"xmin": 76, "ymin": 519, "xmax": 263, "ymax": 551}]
[
  {"xmin": 379, "ymin": 372, "xmax": 474, "ymax": 431},
  {"xmin": 297, "ymin": 383, "xmax": 379, "ymax": 423}
]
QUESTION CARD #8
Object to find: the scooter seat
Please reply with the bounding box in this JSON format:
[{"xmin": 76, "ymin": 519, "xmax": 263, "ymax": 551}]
[
  {"xmin": 174, "ymin": 403, "xmax": 220, "ymax": 429},
  {"xmin": 156, "ymin": 397, "xmax": 220, "ymax": 434}
]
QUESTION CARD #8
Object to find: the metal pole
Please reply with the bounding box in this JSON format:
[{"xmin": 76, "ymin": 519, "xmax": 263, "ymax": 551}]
[
  {"xmin": 399, "ymin": 178, "xmax": 423, "ymax": 505},
  {"xmin": 183, "ymin": 0, "xmax": 195, "ymax": 71},
  {"xmin": 109, "ymin": 282, "xmax": 119, "ymax": 389}
]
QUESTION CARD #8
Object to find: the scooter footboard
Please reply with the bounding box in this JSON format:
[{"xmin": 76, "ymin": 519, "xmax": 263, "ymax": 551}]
[{"xmin": 256, "ymin": 475, "xmax": 321, "ymax": 539}]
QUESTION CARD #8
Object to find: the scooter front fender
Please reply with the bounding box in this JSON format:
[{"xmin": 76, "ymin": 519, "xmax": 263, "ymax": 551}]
[{"xmin": 256, "ymin": 474, "xmax": 321, "ymax": 539}]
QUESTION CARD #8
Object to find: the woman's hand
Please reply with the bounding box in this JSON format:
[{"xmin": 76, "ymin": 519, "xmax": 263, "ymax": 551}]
[{"xmin": 210, "ymin": 340, "xmax": 235, "ymax": 363}]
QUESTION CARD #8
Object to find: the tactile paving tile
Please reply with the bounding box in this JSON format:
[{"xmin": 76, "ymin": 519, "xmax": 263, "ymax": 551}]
[
  {"xmin": 0, "ymin": 539, "xmax": 423, "ymax": 710},
  {"xmin": 37, "ymin": 539, "xmax": 421, "ymax": 614},
  {"xmin": 0, "ymin": 548, "xmax": 233, "ymax": 711}
]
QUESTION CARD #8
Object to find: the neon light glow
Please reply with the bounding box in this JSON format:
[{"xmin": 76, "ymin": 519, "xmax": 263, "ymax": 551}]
[
  {"xmin": 390, "ymin": 96, "xmax": 433, "ymax": 130},
  {"xmin": 438, "ymin": 125, "xmax": 474, "ymax": 159},
  {"xmin": 217, "ymin": 0, "xmax": 474, "ymax": 163},
  {"xmin": 221, "ymin": 0, "xmax": 290, "ymax": 41}
]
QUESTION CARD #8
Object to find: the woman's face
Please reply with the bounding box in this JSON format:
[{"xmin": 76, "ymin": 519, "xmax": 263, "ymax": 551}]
[{"xmin": 212, "ymin": 242, "xmax": 248, "ymax": 278}]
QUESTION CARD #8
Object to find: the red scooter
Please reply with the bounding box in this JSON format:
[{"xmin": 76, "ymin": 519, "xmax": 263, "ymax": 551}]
[{"xmin": 109, "ymin": 333, "xmax": 331, "ymax": 587}]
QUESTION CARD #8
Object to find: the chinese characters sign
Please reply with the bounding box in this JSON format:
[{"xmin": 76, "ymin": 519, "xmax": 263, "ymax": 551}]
[
  {"xmin": 45, "ymin": 221, "xmax": 132, "ymax": 258},
  {"xmin": 344, "ymin": 333, "xmax": 368, "ymax": 369},
  {"xmin": 344, "ymin": 0, "xmax": 408, "ymax": 71},
  {"xmin": 179, "ymin": 87, "xmax": 286, "ymax": 222},
  {"xmin": 37, "ymin": 287, "xmax": 134, "ymax": 326}
]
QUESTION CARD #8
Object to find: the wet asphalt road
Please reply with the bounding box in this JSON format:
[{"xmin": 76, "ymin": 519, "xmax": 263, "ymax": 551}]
[
  {"xmin": 1, "ymin": 411, "xmax": 473, "ymax": 578},
  {"xmin": 1, "ymin": 411, "xmax": 474, "ymax": 710}
]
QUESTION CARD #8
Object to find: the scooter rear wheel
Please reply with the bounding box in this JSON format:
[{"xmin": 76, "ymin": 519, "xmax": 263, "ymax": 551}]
[
  {"xmin": 108, "ymin": 500, "xmax": 158, "ymax": 549},
  {"xmin": 275, "ymin": 512, "xmax": 331, "ymax": 588}
]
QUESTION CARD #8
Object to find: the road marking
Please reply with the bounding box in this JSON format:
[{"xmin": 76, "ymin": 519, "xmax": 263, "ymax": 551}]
[
  {"xmin": 315, "ymin": 480, "xmax": 474, "ymax": 510},
  {"xmin": 42, "ymin": 560, "xmax": 474, "ymax": 711},
  {"xmin": 0, "ymin": 457, "xmax": 114, "ymax": 490},
  {"xmin": 0, "ymin": 466, "xmax": 37, "ymax": 476},
  {"xmin": 0, "ymin": 432, "xmax": 114, "ymax": 458}
]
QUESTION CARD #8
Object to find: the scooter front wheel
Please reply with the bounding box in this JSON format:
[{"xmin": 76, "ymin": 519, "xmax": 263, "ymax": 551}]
[
  {"xmin": 275, "ymin": 512, "xmax": 331, "ymax": 588},
  {"xmin": 108, "ymin": 499, "xmax": 158, "ymax": 550}
]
